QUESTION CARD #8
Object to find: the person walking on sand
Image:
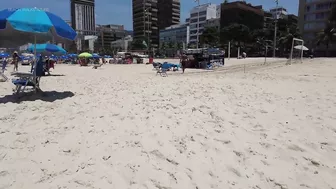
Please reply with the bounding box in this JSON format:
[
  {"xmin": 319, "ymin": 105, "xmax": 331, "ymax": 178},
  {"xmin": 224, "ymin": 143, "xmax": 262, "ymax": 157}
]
[
  {"xmin": 12, "ymin": 51, "xmax": 19, "ymax": 72},
  {"xmin": 180, "ymin": 53, "xmax": 188, "ymax": 74}
]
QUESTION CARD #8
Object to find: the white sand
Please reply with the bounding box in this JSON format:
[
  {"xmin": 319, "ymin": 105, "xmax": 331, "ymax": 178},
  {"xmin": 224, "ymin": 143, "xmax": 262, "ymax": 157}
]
[{"xmin": 0, "ymin": 58, "xmax": 336, "ymax": 189}]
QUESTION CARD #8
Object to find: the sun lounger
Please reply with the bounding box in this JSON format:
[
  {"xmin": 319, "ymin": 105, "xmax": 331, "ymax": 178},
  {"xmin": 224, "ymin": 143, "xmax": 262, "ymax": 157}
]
[
  {"xmin": 11, "ymin": 72, "xmax": 41, "ymax": 94},
  {"xmin": 11, "ymin": 58, "xmax": 44, "ymax": 94},
  {"xmin": 152, "ymin": 62, "xmax": 161, "ymax": 71},
  {"xmin": 156, "ymin": 63, "xmax": 171, "ymax": 77}
]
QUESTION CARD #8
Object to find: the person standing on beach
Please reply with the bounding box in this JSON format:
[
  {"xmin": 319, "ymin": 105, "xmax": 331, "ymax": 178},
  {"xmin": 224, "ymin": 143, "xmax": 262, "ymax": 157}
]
[
  {"xmin": 180, "ymin": 53, "xmax": 188, "ymax": 74},
  {"xmin": 12, "ymin": 51, "xmax": 19, "ymax": 72},
  {"xmin": 1, "ymin": 57, "xmax": 7, "ymax": 73}
]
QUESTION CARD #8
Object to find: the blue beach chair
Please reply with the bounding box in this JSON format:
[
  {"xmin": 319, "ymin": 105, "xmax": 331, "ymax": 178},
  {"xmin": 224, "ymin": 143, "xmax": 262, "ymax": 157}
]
[
  {"xmin": 156, "ymin": 63, "xmax": 171, "ymax": 77},
  {"xmin": 12, "ymin": 57, "xmax": 44, "ymax": 94}
]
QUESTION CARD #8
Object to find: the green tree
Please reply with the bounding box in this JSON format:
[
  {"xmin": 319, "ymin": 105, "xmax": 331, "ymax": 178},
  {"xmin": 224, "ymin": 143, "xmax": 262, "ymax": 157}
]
[
  {"xmin": 131, "ymin": 37, "xmax": 147, "ymax": 50},
  {"xmin": 200, "ymin": 27, "xmax": 220, "ymax": 47},
  {"xmin": 167, "ymin": 41, "xmax": 174, "ymax": 49},
  {"xmin": 316, "ymin": 23, "xmax": 336, "ymax": 56},
  {"xmin": 278, "ymin": 25, "xmax": 301, "ymax": 56},
  {"xmin": 223, "ymin": 0, "xmax": 229, "ymax": 3},
  {"xmin": 221, "ymin": 23, "xmax": 250, "ymax": 47},
  {"xmin": 251, "ymin": 29, "xmax": 273, "ymax": 55},
  {"xmin": 177, "ymin": 42, "xmax": 183, "ymax": 50}
]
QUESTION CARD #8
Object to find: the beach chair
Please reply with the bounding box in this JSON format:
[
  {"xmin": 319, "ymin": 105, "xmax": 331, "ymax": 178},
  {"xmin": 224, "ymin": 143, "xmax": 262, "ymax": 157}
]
[
  {"xmin": 11, "ymin": 58, "xmax": 44, "ymax": 94},
  {"xmin": 152, "ymin": 62, "xmax": 161, "ymax": 71},
  {"xmin": 0, "ymin": 72, "xmax": 8, "ymax": 82},
  {"xmin": 92, "ymin": 63, "xmax": 103, "ymax": 69},
  {"xmin": 156, "ymin": 63, "xmax": 170, "ymax": 77}
]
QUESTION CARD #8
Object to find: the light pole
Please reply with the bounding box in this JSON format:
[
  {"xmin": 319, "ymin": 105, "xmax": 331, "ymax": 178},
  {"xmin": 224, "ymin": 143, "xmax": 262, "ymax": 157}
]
[
  {"xmin": 195, "ymin": 0, "xmax": 200, "ymax": 49},
  {"xmin": 273, "ymin": 0, "xmax": 279, "ymax": 58},
  {"xmin": 144, "ymin": 5, "xmax": 151, "ymax": 55},
  {"xmin": 143, "ymin": 0, "xmax": 146, "ymax": 40}
]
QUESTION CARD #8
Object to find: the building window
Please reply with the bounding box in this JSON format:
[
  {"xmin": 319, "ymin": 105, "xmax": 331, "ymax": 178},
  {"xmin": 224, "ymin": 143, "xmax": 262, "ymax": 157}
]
[
  {"xmin": 190, "ymin": 11, "xmax": 206, "ymax": 18},
  {"xmin": 199, "ymin": 17, "xmax": 206, "ymax": 22},
  {"xmin": 304, "ymin": 14, "xmax": 315, "ymax": 21},
  {"xmin": 315, "ymin": 12, "xmax": 327, "ymax": 20}
]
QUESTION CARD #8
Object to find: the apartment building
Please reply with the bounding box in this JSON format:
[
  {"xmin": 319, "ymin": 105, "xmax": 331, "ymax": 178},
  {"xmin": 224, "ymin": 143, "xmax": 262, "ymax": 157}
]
[
  {"xmin": 189, "ymin": 3, "xmax": 218, "ymax": 44},
  {"xmin": 70, "ymin": 0, "xmax": 96, "ymax": 51},
  {"xmin": 270, "ymin": 6, "xmax": 288, "ymax": 19},
  {"xmin": 159, "ymin": 23, "xmax": 190, "ymax": 45},
  {"xmin": 95, "ymin": 24, "xmax": 128, "ymax": 50},
  {"xmin": 220, "ymin": 1, "xmax": 264, "ymax": 30},
  {"xmin": 204, "ymin": 18, "xmax": 220, "ymax": 31},
  {"xmin": 132, "ymin": 0, "xmax": 180, "ymax": 49},
  {"xmin": 298, "ymin": 0, "xmax": 335, "ymax": 55}
]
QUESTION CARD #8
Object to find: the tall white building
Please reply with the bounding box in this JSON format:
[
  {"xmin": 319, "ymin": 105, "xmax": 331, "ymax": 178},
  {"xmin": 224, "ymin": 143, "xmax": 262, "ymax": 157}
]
[
  {"xmin": 189, "ymin": 3, "xmax": 218, "ymax": 44},
  {"xmin": 216, "ymin": 4, "xmax": 221, "ymax": 18},
  {"xmin": 298, "ymin": 0, "xmax": 335, "ymax": 56}
]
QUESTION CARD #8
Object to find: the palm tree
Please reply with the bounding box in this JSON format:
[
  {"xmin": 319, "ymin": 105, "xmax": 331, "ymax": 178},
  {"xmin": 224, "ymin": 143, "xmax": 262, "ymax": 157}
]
[
  {"xmin": 329, "ymin": 1, "xmax": 336, "ymax": 28},
  {"xmin": 278, "ymin": 26, "xmax": 301, "ymax": 56},
  {"xmin": 316, "ymin": 23, "xmax": 336, "ymax": 56}
]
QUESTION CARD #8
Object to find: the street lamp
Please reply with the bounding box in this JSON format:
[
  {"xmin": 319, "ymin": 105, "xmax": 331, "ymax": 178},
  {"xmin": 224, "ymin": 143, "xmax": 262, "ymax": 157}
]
[{"xmin": 273, "ymin": 0, "xmax": 279, "ymax": 58}]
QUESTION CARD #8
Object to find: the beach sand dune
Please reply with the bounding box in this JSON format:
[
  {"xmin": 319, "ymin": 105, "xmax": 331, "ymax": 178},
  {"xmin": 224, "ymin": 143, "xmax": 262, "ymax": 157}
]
[{"xmin": 0, "ymin": 58, "xmax": 335, "ymax": 189}]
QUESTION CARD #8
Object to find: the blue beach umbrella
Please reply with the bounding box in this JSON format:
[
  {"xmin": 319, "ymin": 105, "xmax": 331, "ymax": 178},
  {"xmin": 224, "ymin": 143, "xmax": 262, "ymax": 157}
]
[
  {"xmin": 92, "ymin": 53, "xmax": 101, "ymax": 58},
  {"xmin": 0, "ymin": 52, "xmax": 9, "ymax": 58},
  {"xmin": 0, "ymin": 8, "xmax": 77, "ymax": 47},
  {"xmin": 27, "ymin": 44, "xmax": 66, "ymax": 55},
  {"xmin": 68, "ymin": 53, "xmax": 78, "ymax": 58}
]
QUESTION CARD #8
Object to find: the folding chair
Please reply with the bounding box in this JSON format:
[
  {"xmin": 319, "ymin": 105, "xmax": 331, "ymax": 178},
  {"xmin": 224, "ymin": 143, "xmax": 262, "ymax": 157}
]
[
  {"xmin": 11, "ymin": 57, "xmax": 44, "ymax": 94},
  {"xmin": 156, "ymin": 63, "xmax": 170, "ymax": 77}
]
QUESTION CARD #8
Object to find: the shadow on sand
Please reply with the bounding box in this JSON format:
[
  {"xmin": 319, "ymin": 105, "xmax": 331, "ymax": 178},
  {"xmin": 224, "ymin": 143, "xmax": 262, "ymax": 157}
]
[
  {"xmin": 45, "ymin": 74, "xmax": 66, "ymax": 77},
  {"xmin": 0, "ymin": 91, "xmax": 74, "ymax": 104}
]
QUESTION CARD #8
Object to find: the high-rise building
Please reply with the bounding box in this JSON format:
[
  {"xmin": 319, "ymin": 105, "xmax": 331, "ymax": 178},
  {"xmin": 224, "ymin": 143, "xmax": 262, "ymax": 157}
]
[
  {"xmin": 298, "ymin": 0, "xmax": 335, "ymax": 56},
  {"xmin": 158, "ymin": 0, "xmax": 180, "ymax": 29},
  {"xmin": 95, "ymin": 24, "xmax": 128, "ymax": 50},
  {"xmin": 70, "ymin": 0, "xmax": 96, "ymax": 34},
  {"xmin": 188, "ymin": 3, "xmax": 218, "ymax": 44},
  {"xmin": 220, "ymin": 1, "xmax": 264, "ymax": 30},
  {"xmin": 132, "ymin": 0, "xmax": 180, "ymax": 50},
  {"xmin": 70, "ymin": 0, "xmax": 96, "ymax": 51}
]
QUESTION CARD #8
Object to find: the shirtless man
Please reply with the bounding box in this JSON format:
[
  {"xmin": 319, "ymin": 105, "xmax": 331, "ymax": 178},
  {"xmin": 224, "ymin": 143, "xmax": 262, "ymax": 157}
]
[{"xmin": 180, "ymin": 53, "xmax": 188, "ymax": 74}]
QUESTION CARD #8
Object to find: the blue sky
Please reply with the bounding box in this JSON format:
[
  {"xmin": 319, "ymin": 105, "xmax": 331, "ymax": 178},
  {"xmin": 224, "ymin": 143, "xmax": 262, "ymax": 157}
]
[{"xmin": 2, "ymin": 0, "xmax": 298, "ymax": 30}]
